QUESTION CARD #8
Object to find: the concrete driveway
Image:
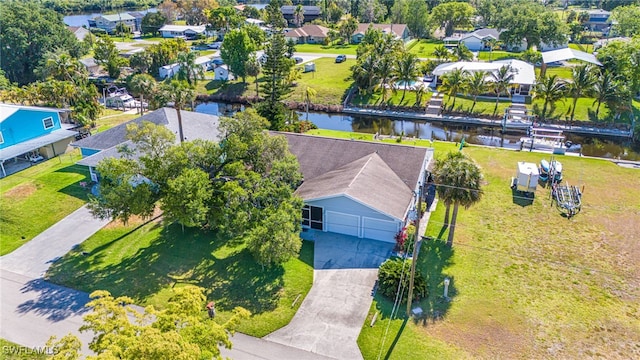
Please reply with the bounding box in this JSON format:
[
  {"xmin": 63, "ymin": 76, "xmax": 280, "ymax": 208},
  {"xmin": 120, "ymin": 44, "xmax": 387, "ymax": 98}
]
[{"xmin": 266, "ymin": 233, "xmax": 393, "ymax": 359}]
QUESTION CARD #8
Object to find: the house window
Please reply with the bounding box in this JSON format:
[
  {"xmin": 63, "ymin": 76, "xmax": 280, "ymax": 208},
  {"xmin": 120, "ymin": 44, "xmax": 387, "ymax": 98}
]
[
  {"xmin": 0, "ymin": 131, "xmax": 4, "ymax": 144},
  {"xmin": 43, "ymin": 117, "xmax": 54, "ymax": 129},
  {"xmin": 302, "ymin": 205, "xmax": 323, "ymax": 230}
]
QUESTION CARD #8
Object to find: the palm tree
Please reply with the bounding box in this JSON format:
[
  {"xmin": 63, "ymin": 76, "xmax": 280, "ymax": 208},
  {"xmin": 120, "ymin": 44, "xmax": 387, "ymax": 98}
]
[
  {"xmin": 245, "ymin": 56, "xmax": 261, "ymax": 97},
  {"xmin": 39, "ymin": 52, "xmax": 86, "ymax": 83},
  {"xmin": 352, "ymin": 53, "xmax": 379, "ymax": 94},
  {"xmin": 293, "ymin": 4, "xmax": 305, "ymax": 27},
  {"xmin": 394, "ymin": 52, "xmax": 420, "ymax": 103},
  {"xmin": 303, "ymin": 86, "xmax": 317, "ymax": 120},
  {"xmin": 567, "ymin": 64, "xmax": 596, "ymax": 122},
  {"xmin": 454, "ymin": 43, "xmax": 473, "ymax": 61},
  {"xmin": 490, "ymin": 65, "xmax": 515, "ymax": 116},
  {"xmin": 591, "ymin": 70, "xmax": 617, "ymax": 119},
  {"xmin": 432, "ymin": 45, "xmax": 451, "ymax": 62},
  {"xmin": 176, "ymin": 51, "xmax": 204, "ymax": 87},
  {"xmin": 163, "ymin": 80, "xmax": 195, "ymax": 143},
  {"xmin": 533, "ymin": 74, "xmax": 566, "ymax": 120},
  {"xmin": 374, "ymin": 56, "xmax": 396, "ymax": 103},
  {"xmin": 433, "ymin": 151, "xmax": 484, "ymax": 247},
  {"xmin": 465, "ymin": 71, "xmax": 489, "ymax": 113},
  {"xmin": 483, "ymin": 38, "xmax": 501, "ymax": 61},
  {"xmin": 439, "ymin": 68, "xmax": 466, "ymax": 111},
  {"xmin": 130, "ymin": 74, "xmax": 156, "ymax": 115}
]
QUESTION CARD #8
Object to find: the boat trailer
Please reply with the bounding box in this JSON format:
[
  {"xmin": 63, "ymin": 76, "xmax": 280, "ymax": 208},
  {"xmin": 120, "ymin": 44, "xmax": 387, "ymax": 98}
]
[{"xmin": 551, "ymin": 182, "xmax": 583, "ymax": 218}]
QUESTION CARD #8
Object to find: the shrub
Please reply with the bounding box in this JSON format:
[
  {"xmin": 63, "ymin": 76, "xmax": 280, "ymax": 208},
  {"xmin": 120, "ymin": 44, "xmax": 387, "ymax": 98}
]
[{"xmin": 377, "ymin": 258, "xmax": 427, "ymax": 302}]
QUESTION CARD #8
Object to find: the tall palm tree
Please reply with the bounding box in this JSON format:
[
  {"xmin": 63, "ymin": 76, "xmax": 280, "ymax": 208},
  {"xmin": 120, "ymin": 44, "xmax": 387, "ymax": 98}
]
[
  {"xmin": 439, "ymin": 68, "xmax": 466, "ymax": 111},
  {"xmin": 490, "ymin": 65, "xmax": 515, "ymax": 116},
  {"xmin": 130, "ymin": 74, "xmax": 156, "ymax": 115},
  {"xmin": 483, "ymin": 38, "xmax": 501, "ymax": 61},
  {"xmin": 567, "ymin": 64, "xmax": 596, "ymax": 122},
  {"xmin": 465, "ymin": 71, "xmax": 489, "ymax": 113},
  {"xmin": 434, "ymin": 151, "xmax": 484, "ymax": 247},
  {"xmin": 591, "ymin": 70, "xmax": 617, "ymax": 119},
  {"xmin": 352, "ymin": 53, "xmax": 379, "ymax": 94},
  {"xmin": 39, "ymin": 52, "xmax": 86, "ymax": 83},
  {"xmin": 533, "ymin": 74, "xmax": 566, "ymax": 120},
  {"xmin": 432, "ymin": 45, "xmax": 451, "ymax": 62},
  {"xmin": 454, "ymin": 43, "xmax": 473, "ymax": 61},
  {"xmin": 176, "ymin": 51, "xmax": 204, "ymax": 87},
  {"xmin": 163, "ymin": 80, "xmax": 195, "ymax": 143},
  {"xmin": 394, "ymin": 52, "xmax": 420, "ymax": 103},
  {"xmin": 375, "ymin": 55, "xmax": 396, "ymax": 103},
  {"xmin": 303, "ymin": 86, "xmax": 317, "ymax": 120},
  {"xmin": 293, "ymin": 4, "xmax": 305, "ymax": 27}
]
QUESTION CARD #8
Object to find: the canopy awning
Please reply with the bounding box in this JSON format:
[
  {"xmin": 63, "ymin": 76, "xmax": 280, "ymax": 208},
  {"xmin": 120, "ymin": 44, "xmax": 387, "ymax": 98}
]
[{"xmin": 541, "ymin": 48, "xmax": 602, "ymax": 66}]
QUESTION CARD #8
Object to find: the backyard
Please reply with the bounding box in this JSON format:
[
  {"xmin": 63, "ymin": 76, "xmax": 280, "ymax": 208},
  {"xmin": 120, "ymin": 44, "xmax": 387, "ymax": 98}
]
[
  {"xmin": 45, "ymin": 217, "xmax": 314, "ymax": 337},
  {"xmin": 332, "ymin": 131, "xmax": 640, "ymax": 359},
  {"xmin": 0, "ymin": 152, "xmax": 90, "ymax": 255},
  {"xmin": 408, "ymin": 39, "xmax": 445, "ymax": 58},
  {"xmin": 352, "ymin": 88, "xmax": 433, "ymax": 107},
  {"xmin": 294, "ymin": 43, "xmax": 358, "ymax": 55}
]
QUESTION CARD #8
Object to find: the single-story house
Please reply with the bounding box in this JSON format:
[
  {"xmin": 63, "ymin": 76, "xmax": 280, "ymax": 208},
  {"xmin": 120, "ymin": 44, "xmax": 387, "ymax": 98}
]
[
  {"xmin": 67, "ymin": 26, "xmax": 90, "ymax": 41},
  {"xmin": 89, "ymin": 13, "xmax": 137, "ymax": 34},
  {"xmin": 245, "ymin": 18, "xmax": 265, "ymax": 26},
  {"xmin": 279, "ymin": 132, "xmax": 433, "ymax": 243},
  {"xmin": 80, "ymin": 58, "xmax": 101, "ymax": 76},
  {"xmin": 73, "ymin": 108, "xmax": 221, "ymax": 182},
  {"xmin": 285, "ymin": 24, "xmax": 330, "ymax": 44},
  {"xmin": 213, "ymin": 65, "xmax": 234, "ymax": 81},
  {"xmin": 159, "ymin": 24, "xmax": 209, "ymax": 39},
  {"xmin": 281, "ymin": 6, "xmax": 321, "ymax": 25},
  {"xmin": 593, "ymin": 36, "xmax": 631, "ymax": 51},
  {"xmin": 159, "ymin": 56, "xmax": 213, "ymax": 79},
  {"xmin": 352, "ymin": 24, "xmax": 410, "ymax": 44},
  {"xmin": 433, "ymin": 59, "xmax": 536, "ymax": 96},
  {"xmin": 443, "ymin": 28, "xmax": 501, "ymax": 51},
  {"xmin": 0, "ymin": 104, "xmax": 77, "ymax": 177}
]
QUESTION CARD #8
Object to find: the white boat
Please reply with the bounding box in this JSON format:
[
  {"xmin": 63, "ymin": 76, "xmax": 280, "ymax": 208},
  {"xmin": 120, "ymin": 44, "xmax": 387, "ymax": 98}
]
[
  {"xmin": 520, "ymin": 128, "xmax": 580, "ymax": 154},
  {"xmin": 539, "ymin": 159, "xmax": 562, "ymax": 183}
]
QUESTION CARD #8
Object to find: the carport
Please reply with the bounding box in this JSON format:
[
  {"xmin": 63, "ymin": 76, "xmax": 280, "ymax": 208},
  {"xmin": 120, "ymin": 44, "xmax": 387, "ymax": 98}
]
[{"xmin": 540, "ymin": 48, "xmax": 602, "ymax": 77}]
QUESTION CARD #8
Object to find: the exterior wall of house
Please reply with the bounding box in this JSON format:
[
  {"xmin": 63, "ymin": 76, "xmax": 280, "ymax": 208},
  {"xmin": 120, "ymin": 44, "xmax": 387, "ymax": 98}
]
[
  {"xmin": 352, "ymin": 33, "xmax": 365, "ymax": 44},
  {"xmin": 0, "ymin": 109, "xmax": 62, "ymax": 149},
  {"xmin": 94, "ymin": 17, "xmax": 136, "ymax": 33},
  {"xmin": 305, "ymin": 196, "xmax": 397, "ymax": 222},
  {"xmin": 462, "ymin": 37, "xmax": 484, "ymax": 51},
  {"xmin": 39, "ymin": 138, "xmax": 72, "ymax": 159},
  {"xmin": 161, "ymin": 30, "xmax": 186, "ymax": 38}
]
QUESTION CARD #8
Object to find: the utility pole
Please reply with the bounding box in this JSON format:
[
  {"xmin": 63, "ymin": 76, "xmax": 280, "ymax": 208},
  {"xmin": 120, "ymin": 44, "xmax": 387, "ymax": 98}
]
[{"xmin": 406, "ymin": 180, "xmax": 424, "ymax": 317}]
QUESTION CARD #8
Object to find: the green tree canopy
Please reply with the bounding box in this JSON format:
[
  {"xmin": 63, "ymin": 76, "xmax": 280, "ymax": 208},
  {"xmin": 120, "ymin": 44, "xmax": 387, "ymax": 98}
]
[
  {"xmin": 611, "ymin": 5, "xmax": 640, "ymax": 37},
  {"xmin": 430, "ymin": 1, "xmax": 475, "ymax": 37},
  {"xmin": 495, "ymin": 1, "xmax": 568, "ymax": 50},
  {"xmin": 141, "ymin": 12, "xmax": 168, "ymax": 36},
  {"xmin": 406, "ymin": 0, "xmax": 430, "ymax": 38},
  {"xmin": 47, "ymin": 286, "xmax": 249, "ymax": 359},
  {"xmin": 0, "ymin": 1, "xmax": 84, "ymax": 85},
  {"xmin": 221, "ymin": 29, "xmax": 257, "ymax": 83},
  {"xmin": 94, "ymin": 37, "xmax": 127, "ymax": 79}
]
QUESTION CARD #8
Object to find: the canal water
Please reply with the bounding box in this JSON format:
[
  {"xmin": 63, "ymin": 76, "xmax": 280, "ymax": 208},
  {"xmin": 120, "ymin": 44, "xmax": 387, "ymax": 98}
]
[{"xmin": 195, "ymin": 102, "xmax": 640, "ymax": 160}]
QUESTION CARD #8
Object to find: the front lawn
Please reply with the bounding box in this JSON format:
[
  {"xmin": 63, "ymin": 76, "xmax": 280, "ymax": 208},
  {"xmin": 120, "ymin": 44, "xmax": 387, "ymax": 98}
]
[
  {"xmin": 46, "ymin": 219, "xmax": 314, "ymax": 337},
  {"xmin": 316, "ymin": 129, "xmax": 640, "ymax": 358},
  {"xmin": 408, "ymin": 39, "xmax": 444, "ymax": 58},
  {"xmin": 476, "ymin": 50, "xmax": 521, "ymax": 61},
  {"xmin": 442, "ymin": 95, "xmax": 512, "ymax": 117},
  {"xmin": 537, "ymin": 66, "xmax": 574, "ymax": 80},
  {"xmin": 569, "ymin": 43, "xmax": 594, "ymax": 53},
  {"xmin": 295, "ymin": 43, "xmax": 358, "ymax": 55},
  {"xmin": 0, "ymin": 152, "xmax": 90, "ymax": 255}
]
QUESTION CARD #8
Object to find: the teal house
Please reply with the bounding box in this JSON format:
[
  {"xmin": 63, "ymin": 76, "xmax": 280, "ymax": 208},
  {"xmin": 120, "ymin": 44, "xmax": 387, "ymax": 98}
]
[{"xmin": 0, "ymin": 104, "xmax": 78, "ymax": 177}]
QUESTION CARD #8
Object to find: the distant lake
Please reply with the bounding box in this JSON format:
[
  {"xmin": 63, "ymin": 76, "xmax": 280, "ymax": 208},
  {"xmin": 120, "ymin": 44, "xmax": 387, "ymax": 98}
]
[{"xmin": 63, "ymin": 8, "xmax": 156, "ymax": 27}]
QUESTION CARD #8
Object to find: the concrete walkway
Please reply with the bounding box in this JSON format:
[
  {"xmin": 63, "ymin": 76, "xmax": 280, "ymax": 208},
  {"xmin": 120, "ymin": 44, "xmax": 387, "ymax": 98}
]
[{"xmin": 266, "ymin": 234, "xmax": 394, "ymax": 360}]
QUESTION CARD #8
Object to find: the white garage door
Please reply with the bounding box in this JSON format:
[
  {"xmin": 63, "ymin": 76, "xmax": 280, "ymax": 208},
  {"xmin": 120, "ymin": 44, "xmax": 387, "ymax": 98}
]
[
  {"xmin": 326, "ymin": 211, "xmax": 359, "ymax": 237},
  {"xmin": 362, "ymin": 217, "xmax": 398, "ymax": 243}
]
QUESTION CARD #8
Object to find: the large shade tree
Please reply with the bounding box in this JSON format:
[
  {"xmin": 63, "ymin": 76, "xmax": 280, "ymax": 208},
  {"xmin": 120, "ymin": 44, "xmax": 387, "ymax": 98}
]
[{"xmin": 433, "ymin": 151, "xmax": 484, "ymax": 247}]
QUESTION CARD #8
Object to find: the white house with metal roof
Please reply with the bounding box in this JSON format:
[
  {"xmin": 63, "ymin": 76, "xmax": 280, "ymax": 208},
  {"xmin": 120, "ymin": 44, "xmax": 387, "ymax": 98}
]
[
  {"xmin": 159, "ymin": 25, "xmax": 209, "ymax": 39},
  {"xmin": 433, "ymin": 59, "xmax": 536, "ymax": 96},
  {"xmin": 159, "ymin": 56, "xmax": 213, "ymax": 79},
  {"xmin": 90, "ymin": 13, "xmax": 137, "ymax": 34}
]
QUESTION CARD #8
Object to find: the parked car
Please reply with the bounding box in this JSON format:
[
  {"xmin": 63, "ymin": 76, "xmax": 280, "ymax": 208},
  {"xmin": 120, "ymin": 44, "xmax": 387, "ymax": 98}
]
[
  {"xmin": 335, "ymin": 54, "xmax": 347, "ymax": 63},
  {"xmin": 293, "ymin": 56, "xmax": 303, "ymax": 64},
  {"xmin": 207, "ymin": 42, "xmax": 222, "ymax": 49},
  {"xmin": 212, "ymin": 58, "xmax": 224, "ymax": 66}
]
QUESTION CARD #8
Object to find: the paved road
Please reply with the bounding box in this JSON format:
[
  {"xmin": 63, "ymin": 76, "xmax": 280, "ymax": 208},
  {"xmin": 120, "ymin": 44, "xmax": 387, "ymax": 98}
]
[
  {"xmin": 266, "ymin": 233, "xmax": 393, "ymax": 360},
  {"xmin": 0, "ymin": 205, "xmax": 110, "ymax": 278}
]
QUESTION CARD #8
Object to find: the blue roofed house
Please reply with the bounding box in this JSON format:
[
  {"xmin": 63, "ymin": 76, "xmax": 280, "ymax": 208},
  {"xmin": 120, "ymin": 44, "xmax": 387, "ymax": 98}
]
[{"xmin": 0, "ymin": 104, "xmax": 78, "ymax": 177}]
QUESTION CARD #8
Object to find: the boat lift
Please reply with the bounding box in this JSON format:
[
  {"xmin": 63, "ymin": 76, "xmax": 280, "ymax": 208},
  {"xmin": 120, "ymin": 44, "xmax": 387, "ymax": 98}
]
[{"xmin": 551, "ymin": 182, "xmax": 583, "ymax": 218}]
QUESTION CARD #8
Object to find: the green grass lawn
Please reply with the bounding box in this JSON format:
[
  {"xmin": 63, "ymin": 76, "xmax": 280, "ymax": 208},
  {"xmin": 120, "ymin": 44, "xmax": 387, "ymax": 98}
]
[
  {"xmin": 569, "ymin": 43, "xmax": 594, "ymax": 53},
  {"xmin": 295, "ymin": 43, "xmax": 358, "ymax": 55},
  {"xmin": 476, "ymin": 50, "xmax": 521, "ymax": 61},
  {"xmin": 537, "ymin": 66, "xmax": 574, "ymax": 80},
  {"xmin": 93, "ymin": 109, "xmax": 140, "ymax": 133},
  {"xmin": 46, "ymin": 219, "xmax": 314, "ymax": 337},
  {"xmin": 299, "ymin": 130, "xmax": 640, "ymax": 359},
  {"xmin": 198, "ymin": 57, "xmax": 354, "ymax": 105},
  {"xmin": 442, "ymin": 95, "xmax": 512, "ymax": 117},
  {"xmin": 531, "ymin": 96, "xmax": 608, "ymax": 122},
  {"xmin": 0, "ymin": 152, "xmax": 90, "ymax": 255},
  {"xmin": 0, "ymin": 339, "xmax": 47, "ymax": 360},
  {"xmin": 408, "ymin": 39, "xmax": 444, "ymax": 58},
  {"xmin": 352, "ymin": 88, "xmax": 433, "ymax": 107}
]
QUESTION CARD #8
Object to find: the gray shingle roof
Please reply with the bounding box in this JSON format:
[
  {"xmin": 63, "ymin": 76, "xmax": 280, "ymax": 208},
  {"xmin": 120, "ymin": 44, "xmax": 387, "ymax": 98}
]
[
  {"xmin": 72, "ymin": 108, "xmax": 221, "ymax": 150},
  {"xmin": 295, "ymin": 152, "xmax": 413, "ymax": 220}
]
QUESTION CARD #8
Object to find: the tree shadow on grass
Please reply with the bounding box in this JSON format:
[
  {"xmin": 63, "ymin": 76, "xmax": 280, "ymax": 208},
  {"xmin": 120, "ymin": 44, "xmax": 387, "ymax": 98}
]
[
  {"xmin": 54, "ymin": 164, "xmax": 91, "ymax": 201},
  {"xmin": 46, "ymin": 222, "xmax": 288, "ymax": 315},
  {"xmin": 413, "ymin": 237, "xmax": 456, "ymax": 326}
]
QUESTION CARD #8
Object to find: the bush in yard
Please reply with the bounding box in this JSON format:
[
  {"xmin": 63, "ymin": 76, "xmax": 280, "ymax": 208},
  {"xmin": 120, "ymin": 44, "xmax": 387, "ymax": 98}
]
[{"xmin": 377, "ymin": 258, "xmax": 427, "ymax": 302}]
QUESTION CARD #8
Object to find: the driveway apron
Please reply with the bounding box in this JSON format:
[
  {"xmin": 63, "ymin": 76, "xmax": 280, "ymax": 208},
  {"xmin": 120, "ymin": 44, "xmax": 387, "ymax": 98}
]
[{"xmin": 266, "ymin": 233, "xmax": 393, "ymax": 359}]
